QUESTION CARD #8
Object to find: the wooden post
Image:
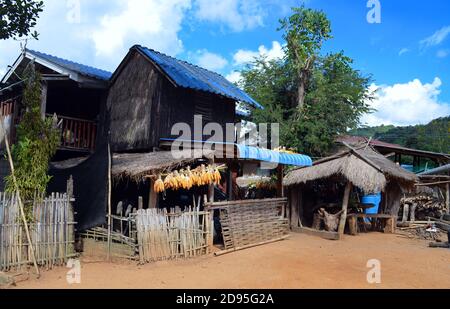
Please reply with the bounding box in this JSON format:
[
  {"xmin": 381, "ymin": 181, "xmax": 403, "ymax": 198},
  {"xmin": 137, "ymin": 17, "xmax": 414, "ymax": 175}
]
[
  {"xmin": 226, "ymin": 164, "xmax": 233, "ymax": 201},
  {"xmin": 348, "ymin": 215, "xmax": 358, "ymax": 236},
  {"xmin": 138, "ymin": 196, "xmax": 143, "ymax": 210},
  {"xmin": 402, "ymin": 204, "xmax": 410, "ymax": 222},
  {"xmin": 107, "ymin": 144, "xmax": 112, "ymax": 261},
  {"xmin": 40, "ymin": 81, "xmax": 48, "ymax": 120},
  {"xmin": 410, "ymin": 203, "xmax": 417, "ymax": 222},
  {"xmin": 66, "ymin": 176, "xmax": 75, "ymax": 254},
  {"xmin": 277, "ymin": 165, "xmax": 284, "ymax": 198},
  {"xmin": 338, "ymin": 182, "xmax": 353, "ymax": 236},
  {"xmin": 208, "ymin": 165, "xmax": 215, "ymax": 252},
  {"xmin": 446, "ymin": 183, "xmax": 450, "ymax": 215},
  {"xmin": 148, "ymin": 179, "xmax": 158, "ymax": 209}
]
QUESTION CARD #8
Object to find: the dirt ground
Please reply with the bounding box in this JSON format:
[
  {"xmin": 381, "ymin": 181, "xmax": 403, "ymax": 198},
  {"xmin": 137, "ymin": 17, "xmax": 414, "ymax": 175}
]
[{"xmin": 14, "ymin": 233, "xmax": 450, "ymax": 289}]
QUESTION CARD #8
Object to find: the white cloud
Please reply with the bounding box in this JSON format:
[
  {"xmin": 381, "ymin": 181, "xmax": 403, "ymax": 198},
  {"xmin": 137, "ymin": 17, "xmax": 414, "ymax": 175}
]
[
  {"xmin": 233, "ymin": 41, "xmax": 284, "ymax": 65},
  {"xmin": 0, "ymin": 0, "xmax": 195, "ymax": 76},
  {"xmin": 362, "ymin": 78, "xmax": 450, "ymax": 127},
  {"xmin": 91, "ymin": 0, "xmax": 191, "ymax": 58},
  {"xmin": 437, "ymin": 49, "xmax": 449, "ymax": 58},
  {"xmin": 226, "ymin": 71, "xmax": 242, "ymax": 83},
  {"xmin": 398, "ymin": 48, "xmax": 409, "ymax": 56},
  {"xmin": 193, "ymin": 50, "xmax": 228, "ymax": 71},
  {"xmin": 420, "ymin": 26, "xmax": 450, "ymax": 48},
  {"xmin": 194, "ymin": 0, "xmax": 265, "ymax": 32}
]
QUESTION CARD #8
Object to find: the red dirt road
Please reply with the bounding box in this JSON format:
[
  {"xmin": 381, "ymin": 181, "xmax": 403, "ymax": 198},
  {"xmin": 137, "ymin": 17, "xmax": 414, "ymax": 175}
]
[{"xmin": 15, "ymin": 233, "xmax": 450, "ymax": 289}]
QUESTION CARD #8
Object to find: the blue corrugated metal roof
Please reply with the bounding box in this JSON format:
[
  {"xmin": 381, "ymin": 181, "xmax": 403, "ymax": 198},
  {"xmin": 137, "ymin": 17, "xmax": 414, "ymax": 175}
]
[
  {"xmin": 135, "ymin": 45, "xmax": 263, "ymax": 109},
  {"xmin": 26, "ymin": 49, "xmax": 112, "ymax": 81},
  {"xmin": 236, "ymin": 145, "xmax": 313, "ymax": 167},
  {"xmin": 159, "ymin": 138, "xmax": 312, "ymax": 167}
]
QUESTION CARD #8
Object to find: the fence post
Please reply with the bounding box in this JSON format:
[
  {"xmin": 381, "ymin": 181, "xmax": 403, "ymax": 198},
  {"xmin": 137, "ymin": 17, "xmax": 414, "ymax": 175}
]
[{"xmin": 67, "ymin": 176, "xmax": 75, "ymax": 255}]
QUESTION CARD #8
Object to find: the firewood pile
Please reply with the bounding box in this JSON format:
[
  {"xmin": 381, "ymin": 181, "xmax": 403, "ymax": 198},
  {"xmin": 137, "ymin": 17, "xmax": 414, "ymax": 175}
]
[
  {"xmin": 397, "ymin": 223, "xmax": 446, "ymax": 241},
  {"xmin": 400, "ymin": 194, "xmax": 446, "ymax": 221}
]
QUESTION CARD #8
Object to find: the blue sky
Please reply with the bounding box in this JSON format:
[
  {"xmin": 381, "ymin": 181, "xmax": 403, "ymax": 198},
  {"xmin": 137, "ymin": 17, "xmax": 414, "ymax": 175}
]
[{"xmin": 1, "ymin": 0, "xmax": 449, "ymax": 127}]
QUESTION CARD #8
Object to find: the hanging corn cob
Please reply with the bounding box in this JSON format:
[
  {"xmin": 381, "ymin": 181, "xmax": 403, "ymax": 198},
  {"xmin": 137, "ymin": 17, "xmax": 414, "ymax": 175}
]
[
  {"xmin": 154, "ymin": 175, "xmax": 165, "ymax": 193},
  {"xmin": 152, "ymin": 164, "xmax": 225, "ymax": 193}
]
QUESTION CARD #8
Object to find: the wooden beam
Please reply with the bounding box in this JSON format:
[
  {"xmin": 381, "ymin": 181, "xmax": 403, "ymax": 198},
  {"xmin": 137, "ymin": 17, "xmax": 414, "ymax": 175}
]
[
  {"xmin": 214, "ymin": 235, "xmax": 290, "ymax": 256},
  {"xmin": 416, "ymin": 180, "xmax": 450, "ymax": 186},
  {"xmin": 342, "ymin": 142, "xmax": 383, "ymax": 173},
  {"xmin": 338, "ymin": 182, "xmax": 353, "ymax": 236},
  {"xmin": 446, "ymin": 183, "xmax": 450, "ymax": 215},
  {"xmin": 148, "ymin": 180, "xmax": 158, "ymax": 209},
  {"xmin": 107, "ymin": 144, "xmax": 112, "ymax": 261},
  {"xmin": 291, "ymin": 226, "xmax": 340, "ymax": 240}
]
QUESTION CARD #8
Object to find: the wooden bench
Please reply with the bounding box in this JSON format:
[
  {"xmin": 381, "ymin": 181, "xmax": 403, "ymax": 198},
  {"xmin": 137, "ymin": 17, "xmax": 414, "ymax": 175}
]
[{"xmin": 347, "ymin": 214, "xmax": 396, "ymax": 235}]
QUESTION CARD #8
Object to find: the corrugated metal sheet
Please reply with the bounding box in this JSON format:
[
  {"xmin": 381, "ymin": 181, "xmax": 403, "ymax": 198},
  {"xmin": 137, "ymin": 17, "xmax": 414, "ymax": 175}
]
[
  {"xmin": 135, "ymin": 45, "xmax": 263, "ymax": 109},
  {"xmin": 27, "ymin": 49, "xmax": 112, "ymax": 81},
  {"xmin": 159, "ymin": 138, "xmax": 312, "ymax": 167},
  {"xmin": 236, "ymin": 145, "xmax": 313, "ymax": 167}
]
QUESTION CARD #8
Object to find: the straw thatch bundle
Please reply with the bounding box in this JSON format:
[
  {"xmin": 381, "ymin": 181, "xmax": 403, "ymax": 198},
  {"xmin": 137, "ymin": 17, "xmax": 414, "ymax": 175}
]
[
  {"xmin": 284, "ymin": 147, "xmax": 418, "ymax": 193},
  {"xmin": 112, "ymin": 150, "xmax": 214, "ymax": 181}
]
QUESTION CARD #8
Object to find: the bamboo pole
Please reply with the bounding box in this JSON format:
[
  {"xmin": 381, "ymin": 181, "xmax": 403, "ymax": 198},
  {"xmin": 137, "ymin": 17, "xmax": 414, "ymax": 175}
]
[
  {"xmin": 214, "ymin": 235, "xmax": 290, "ymax": 257},
  {"xmin": 0, "ymin": 121, "xmax": 40, "ymax": 278},
  {"xmin": 107, "ymin": 143, "xmax": 112, "ymax": 261}
]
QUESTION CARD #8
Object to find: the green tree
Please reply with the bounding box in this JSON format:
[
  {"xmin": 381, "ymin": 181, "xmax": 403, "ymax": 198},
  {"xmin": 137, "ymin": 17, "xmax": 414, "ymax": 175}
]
[
  {"xmin": 239, "ymin": 8, "xmax": 373, "ymax": 157},
  {"xmin": 0, "ymin": 0, "xmax": 44, "ymax": 40},
  {"xmin": 5, "ymin": 64, "xmax": 60, "ymax": 212},
  {"xmin": 279, "ymin": 6, "xmax": 332, "ymax": 110},
  {"xmin": 296, "ymin": 52, "xmax": 373, "ymax": 155}
]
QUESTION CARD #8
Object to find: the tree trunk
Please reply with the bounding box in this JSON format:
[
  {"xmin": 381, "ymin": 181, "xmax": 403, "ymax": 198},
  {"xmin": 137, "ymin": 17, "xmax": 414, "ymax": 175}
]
[{"xmin": 297, "ymin": 80, "xmax": 306, "ymax": 110}]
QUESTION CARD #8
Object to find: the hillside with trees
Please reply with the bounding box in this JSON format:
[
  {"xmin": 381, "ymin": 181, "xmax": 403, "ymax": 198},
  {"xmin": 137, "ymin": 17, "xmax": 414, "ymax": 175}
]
[{"xmin": 350, "ymin": 116, "xmax": 450, "ymax": 154}]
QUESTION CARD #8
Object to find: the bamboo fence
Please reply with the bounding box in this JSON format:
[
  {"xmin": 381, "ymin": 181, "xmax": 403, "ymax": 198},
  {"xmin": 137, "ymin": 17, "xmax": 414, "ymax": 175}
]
[
  {"xmin": 0, "ymin": 192, "xmax": 76, "ymax": 271},
  {"xmin": 136, "ymin": 207, "xmax": 210, "ymax": 263}
]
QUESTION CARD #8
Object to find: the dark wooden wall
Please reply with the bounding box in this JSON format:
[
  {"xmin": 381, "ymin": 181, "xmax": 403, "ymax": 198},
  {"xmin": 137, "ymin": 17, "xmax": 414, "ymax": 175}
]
[{"xmin": 107, "ymin": 50, "xmax": 236, "ymax": 153}]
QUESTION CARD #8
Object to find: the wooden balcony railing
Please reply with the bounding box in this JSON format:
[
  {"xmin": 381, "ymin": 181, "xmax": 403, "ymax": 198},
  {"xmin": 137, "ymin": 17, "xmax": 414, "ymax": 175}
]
[{"xmin": 48, "ymin": 114, "xmax": 97, "ymax": 152}]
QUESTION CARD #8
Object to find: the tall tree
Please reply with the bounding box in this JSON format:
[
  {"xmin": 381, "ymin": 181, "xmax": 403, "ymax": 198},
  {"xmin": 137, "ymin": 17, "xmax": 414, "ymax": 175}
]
[
  {"xmin": 239, "ymin": 7, "xmax": 373, "ymax": 157},
  {"xmin": 279, "ymin": 6, "xmax": 332, "ymax": 110},
  {"xmin": 0, "ymin": 0, "xmax": 44, "ymax": 40}
]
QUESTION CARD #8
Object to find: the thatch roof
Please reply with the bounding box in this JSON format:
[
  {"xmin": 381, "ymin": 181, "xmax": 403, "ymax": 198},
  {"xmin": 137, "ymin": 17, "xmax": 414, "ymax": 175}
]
[
  {"xmin": 112, "ymin": 150, "xmax": 214, "ymax": 181},
  {"xmin": 284, "ymin": 147, "xmax": 418, "ymax": 193}
]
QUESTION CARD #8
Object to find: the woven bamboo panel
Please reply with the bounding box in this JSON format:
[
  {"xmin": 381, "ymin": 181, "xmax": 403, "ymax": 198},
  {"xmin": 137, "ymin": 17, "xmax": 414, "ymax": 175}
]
[
  {"xmin": 135, "ymin": 207, "xmax": 211, "ymax": 263},
  {"xmin": 0, "ymin": 192, "xmax": 76, "ymax": 272},
  {"xmin": 219, "ymin": 199, "xmax": 289, "ymax": 250}
]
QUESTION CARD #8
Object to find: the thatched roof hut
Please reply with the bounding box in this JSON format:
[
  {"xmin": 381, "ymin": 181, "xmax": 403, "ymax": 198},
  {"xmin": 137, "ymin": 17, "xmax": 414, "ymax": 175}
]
[
  {"xmin": 284, "ymin": 147, "xmax": 418, "ymax": 193},
  {"xmin": 284, "ymin": 146, "xmax": 419, "ymax": 238}
]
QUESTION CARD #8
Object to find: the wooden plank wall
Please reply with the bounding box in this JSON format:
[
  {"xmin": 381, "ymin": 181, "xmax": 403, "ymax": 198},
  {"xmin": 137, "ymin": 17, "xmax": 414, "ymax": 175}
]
[{"xmin": 107, "ymin": 50, "xmax": 237, "ymax": 153}]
